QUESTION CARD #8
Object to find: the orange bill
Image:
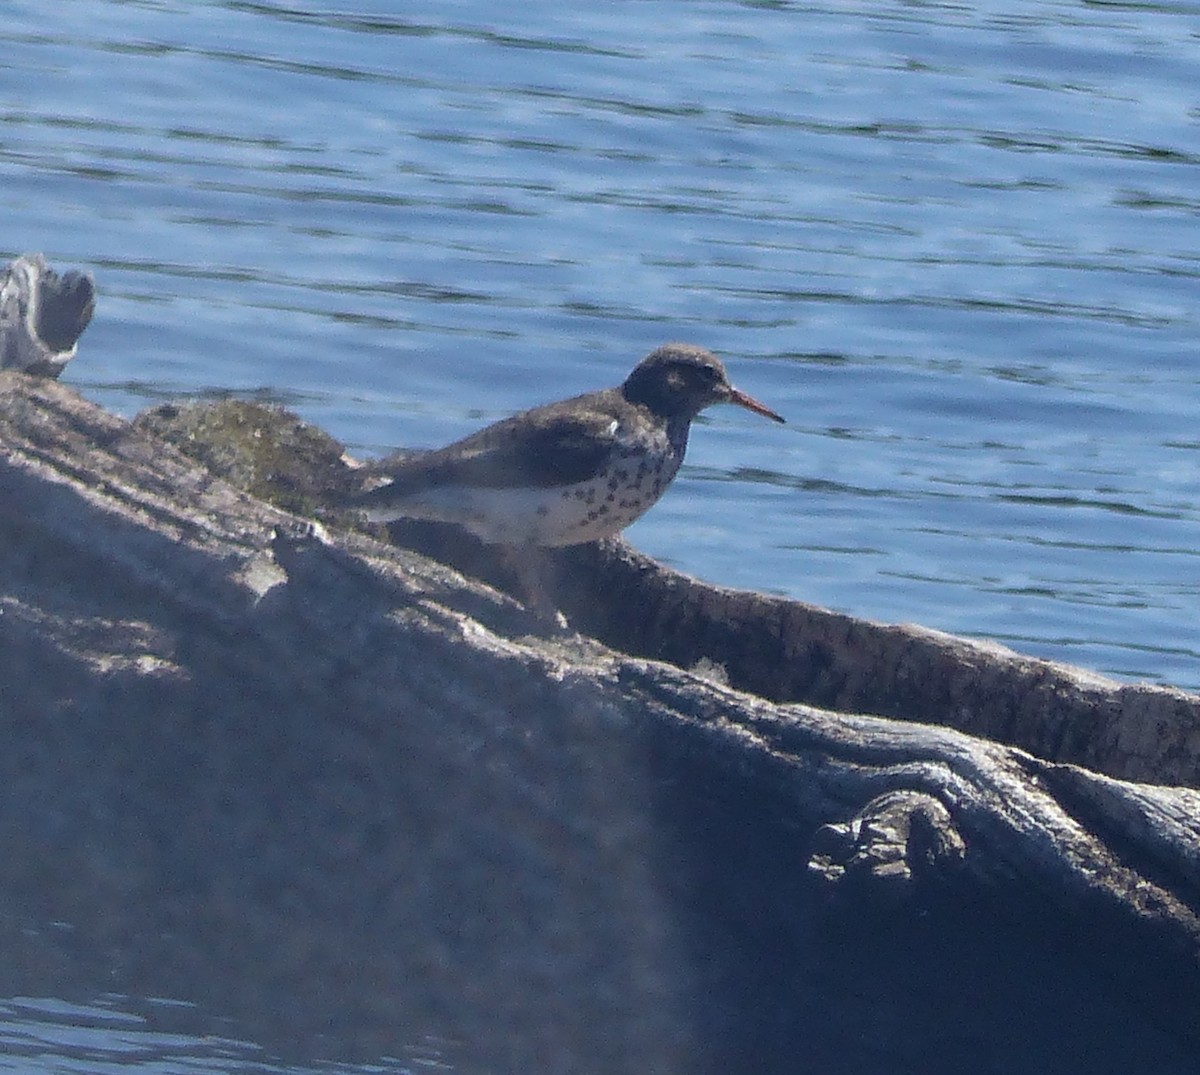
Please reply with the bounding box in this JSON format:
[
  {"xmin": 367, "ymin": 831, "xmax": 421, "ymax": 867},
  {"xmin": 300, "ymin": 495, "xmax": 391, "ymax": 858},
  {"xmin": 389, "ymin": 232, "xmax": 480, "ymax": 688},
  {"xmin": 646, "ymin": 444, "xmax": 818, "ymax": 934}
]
[{"xmin": 728, "ymin": 386, "xmax": 785, "ymax": 424}]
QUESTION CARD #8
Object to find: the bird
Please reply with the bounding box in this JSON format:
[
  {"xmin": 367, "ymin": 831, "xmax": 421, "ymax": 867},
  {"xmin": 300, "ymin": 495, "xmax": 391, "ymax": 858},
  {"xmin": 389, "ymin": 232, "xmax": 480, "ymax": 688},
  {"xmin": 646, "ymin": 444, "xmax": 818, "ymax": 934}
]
[{"xmin": 352, "ymin": 342, "xmax": 785, "ymax": 547}]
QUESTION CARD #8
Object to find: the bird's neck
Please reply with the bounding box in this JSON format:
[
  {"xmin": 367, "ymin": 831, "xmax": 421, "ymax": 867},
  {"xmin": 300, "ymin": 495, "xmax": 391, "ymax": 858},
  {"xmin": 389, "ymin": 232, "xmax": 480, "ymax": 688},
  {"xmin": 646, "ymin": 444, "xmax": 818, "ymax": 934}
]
[
  {"xmin": 620, "ymin": 377, "xmax": 682, "ymax": 421},
  {"xmin": 665, "ymin": 414, "xmax": 692, "ymax": 456}
]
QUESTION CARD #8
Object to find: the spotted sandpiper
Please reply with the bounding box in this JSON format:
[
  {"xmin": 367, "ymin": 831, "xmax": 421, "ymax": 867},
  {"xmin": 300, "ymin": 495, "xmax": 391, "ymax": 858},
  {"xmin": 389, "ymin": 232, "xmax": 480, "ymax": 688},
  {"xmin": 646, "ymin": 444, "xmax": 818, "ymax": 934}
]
[{"xmin": 353, "ymin": 342, "xmax": 785, "ymax": 546}]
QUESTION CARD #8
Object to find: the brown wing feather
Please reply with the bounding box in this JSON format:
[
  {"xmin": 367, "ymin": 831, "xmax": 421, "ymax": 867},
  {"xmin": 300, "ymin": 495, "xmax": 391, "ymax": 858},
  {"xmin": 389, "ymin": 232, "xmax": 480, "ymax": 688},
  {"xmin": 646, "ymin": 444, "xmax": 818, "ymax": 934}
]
[{"xmin": 360, "ymin": 392, "xmax": 624, "ymax": 500}]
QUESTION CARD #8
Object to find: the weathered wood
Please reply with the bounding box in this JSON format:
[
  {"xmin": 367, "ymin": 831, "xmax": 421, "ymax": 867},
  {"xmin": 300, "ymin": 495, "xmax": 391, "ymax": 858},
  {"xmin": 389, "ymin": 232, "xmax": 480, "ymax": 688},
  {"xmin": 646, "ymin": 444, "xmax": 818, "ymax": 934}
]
[
  {"xmin": 544, "ymin": 540, "xmax": 1200, "ymax": 788},
  {"xmin": 0, "ymin": 253, "xmax": 94, "ymax": 376},
  {"xmin": 136, "ymin": 395, "xmax": 1200, "ymax": 788},
  {"xmin": 3, "ymin": 369, "xmax": 1200, "ymax": 1072},
  {"xmin": 129, "ymin": 396, "xmax": 1200, "ymax": 786}
]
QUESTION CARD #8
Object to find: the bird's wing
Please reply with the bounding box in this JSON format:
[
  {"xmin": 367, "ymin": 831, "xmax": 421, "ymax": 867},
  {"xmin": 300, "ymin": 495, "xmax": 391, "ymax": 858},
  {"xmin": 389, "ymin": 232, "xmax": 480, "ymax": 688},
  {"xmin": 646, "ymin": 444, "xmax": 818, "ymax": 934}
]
[{"xmin": 363, "ymin": 403, "xmax": 625, "ymax": 498}]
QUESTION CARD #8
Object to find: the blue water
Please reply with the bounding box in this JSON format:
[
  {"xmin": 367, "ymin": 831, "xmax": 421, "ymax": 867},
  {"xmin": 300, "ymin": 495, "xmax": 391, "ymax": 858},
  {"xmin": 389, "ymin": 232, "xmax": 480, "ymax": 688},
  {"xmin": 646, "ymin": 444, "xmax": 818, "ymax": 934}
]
[
  {"xmin": 0, "ymin": 994, "xmax": 448, "ymax": 1073},
  {"xmin": 3, "ymin": 1, "xmax": 1200, "ymax": 1068}
]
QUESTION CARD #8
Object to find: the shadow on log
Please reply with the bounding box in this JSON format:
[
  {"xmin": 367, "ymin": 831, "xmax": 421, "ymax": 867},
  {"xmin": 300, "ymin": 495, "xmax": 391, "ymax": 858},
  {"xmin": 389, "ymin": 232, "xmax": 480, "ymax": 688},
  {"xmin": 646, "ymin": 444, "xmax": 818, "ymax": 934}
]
[{"xmin": 2, "ymin": 260, "xmax": 1200, "ymax": 1073}]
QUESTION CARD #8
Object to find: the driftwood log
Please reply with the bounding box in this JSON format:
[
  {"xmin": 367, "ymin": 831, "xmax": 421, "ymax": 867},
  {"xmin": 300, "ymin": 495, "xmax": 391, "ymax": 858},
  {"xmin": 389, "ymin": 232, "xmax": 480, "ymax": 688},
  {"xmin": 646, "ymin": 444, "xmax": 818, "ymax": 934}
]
[
  {"xmin": 0, "ymin": 253, "xmax": 94, "ymax": 377},
  {"xmin": 1, "ymin": 258, "xmax": 1199, "ymax": 1073}
]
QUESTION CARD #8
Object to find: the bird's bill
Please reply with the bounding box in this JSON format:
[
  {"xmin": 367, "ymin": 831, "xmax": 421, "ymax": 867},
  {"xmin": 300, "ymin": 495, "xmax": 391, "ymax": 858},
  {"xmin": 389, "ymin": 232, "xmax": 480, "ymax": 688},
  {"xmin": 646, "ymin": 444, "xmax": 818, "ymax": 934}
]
[{"xmin": 727, "ymin": 386, "xmax": 785, "ymax": 423}]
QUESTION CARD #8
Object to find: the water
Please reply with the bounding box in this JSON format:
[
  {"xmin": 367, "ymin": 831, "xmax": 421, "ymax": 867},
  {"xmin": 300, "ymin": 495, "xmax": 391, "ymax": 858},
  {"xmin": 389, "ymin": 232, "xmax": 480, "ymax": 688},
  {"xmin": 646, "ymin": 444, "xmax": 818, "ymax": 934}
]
[
  {"xmin": 0, "ymin": 994, "xmax": 453, "ymax": 1073},
  {"xmin": 1, "ymin": 2, "xmax": 1198, "ymax": 1060}
]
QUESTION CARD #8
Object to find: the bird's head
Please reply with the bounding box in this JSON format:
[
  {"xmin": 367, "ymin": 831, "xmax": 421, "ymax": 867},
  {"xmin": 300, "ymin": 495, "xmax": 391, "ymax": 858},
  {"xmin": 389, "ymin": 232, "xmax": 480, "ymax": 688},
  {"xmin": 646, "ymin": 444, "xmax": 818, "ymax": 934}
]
[{"xmin": 621, "ymin": 343, "xmax": 784, "ymax": 424}]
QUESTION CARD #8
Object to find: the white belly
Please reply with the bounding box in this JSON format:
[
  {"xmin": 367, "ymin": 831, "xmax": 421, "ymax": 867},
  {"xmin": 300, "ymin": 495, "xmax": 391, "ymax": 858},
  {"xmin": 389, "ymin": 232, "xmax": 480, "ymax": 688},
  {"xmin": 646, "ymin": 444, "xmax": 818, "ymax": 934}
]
[
  {"xmin": 363, "ymin": 419, "xmax": 689, "ymax": 546},
  {"xmin": 367, "ymin": 479, "xmax": 667, "ymax": 547},
  {"xmin": 369, "ymin": 471, "xmax": 675, "ymax": 546}
]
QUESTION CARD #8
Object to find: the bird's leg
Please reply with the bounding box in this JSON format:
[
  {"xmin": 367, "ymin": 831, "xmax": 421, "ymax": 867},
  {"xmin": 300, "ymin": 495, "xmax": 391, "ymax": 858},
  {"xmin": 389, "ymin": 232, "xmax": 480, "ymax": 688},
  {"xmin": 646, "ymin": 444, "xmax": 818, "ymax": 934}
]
[{"xmin": 500, "ymin": 544, "xmax": 568, "ymax": 629}]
